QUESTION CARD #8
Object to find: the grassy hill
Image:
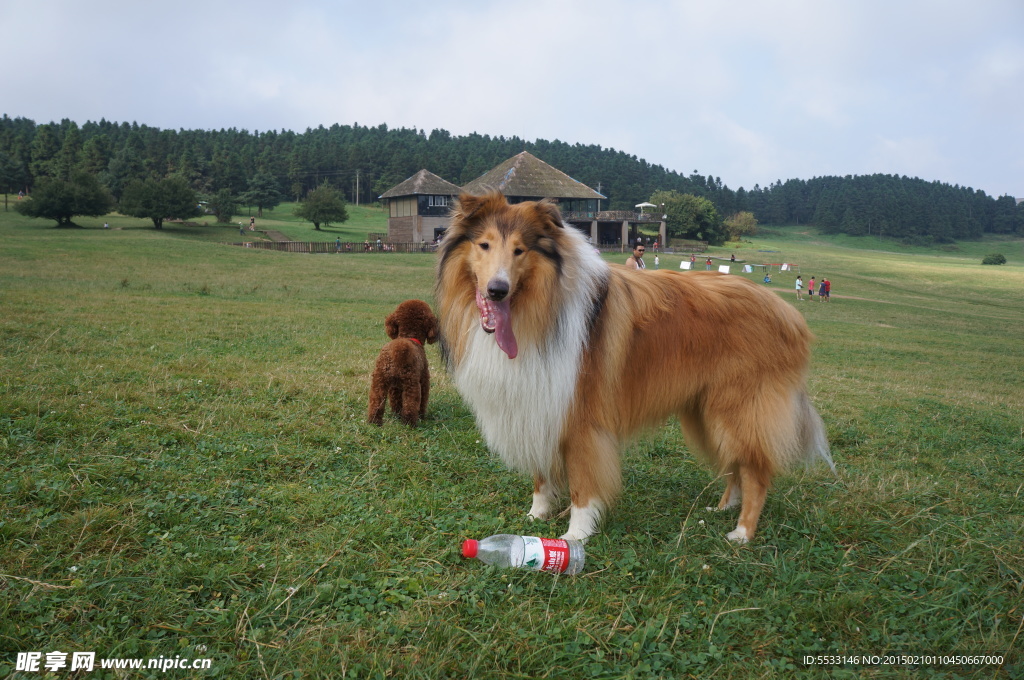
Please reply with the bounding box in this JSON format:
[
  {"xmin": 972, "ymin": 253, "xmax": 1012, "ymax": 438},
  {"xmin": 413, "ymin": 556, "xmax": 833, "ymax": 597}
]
[
  {"xmin": 1, "ymin": 205, "xmax": 1021, "ymax": 677},
  {"xmin": 0, "ymin": 197, "xmax": 389, "ymax": 244},
  {"xmin": 229, "ymin": 202, "xmax": 390, "ymax": 242}
]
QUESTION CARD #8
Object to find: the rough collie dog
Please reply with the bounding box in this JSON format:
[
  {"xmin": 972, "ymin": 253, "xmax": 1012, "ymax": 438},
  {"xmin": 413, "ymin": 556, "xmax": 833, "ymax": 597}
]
[{"xmin": 436, "ymin": 192, "xmax": 833, "ymax": 543}]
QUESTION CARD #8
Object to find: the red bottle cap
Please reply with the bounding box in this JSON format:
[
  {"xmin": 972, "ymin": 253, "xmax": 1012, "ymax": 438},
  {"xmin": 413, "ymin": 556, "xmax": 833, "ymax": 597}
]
[{"xmin": 461, "ymin": 539, "xmax": 478, "ymax": 558}]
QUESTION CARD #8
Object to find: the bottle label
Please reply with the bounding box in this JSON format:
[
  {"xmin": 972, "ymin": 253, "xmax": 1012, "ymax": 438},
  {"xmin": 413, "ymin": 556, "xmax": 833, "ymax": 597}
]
[{"xmin": 521, "ymin": 536, "xmax": 571, "ymax": 573}]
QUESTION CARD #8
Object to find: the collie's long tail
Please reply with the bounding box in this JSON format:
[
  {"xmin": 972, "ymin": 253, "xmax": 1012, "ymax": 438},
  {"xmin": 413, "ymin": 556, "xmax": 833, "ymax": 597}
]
[{"xmin": 800, "ymin": 392, "xmax": 835, "ymax": 473}]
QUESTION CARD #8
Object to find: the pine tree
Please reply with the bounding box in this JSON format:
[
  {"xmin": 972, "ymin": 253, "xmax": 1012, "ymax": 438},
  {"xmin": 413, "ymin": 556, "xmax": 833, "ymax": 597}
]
[
  {"xmin": 29, "ymin": 124, "xmax": 61, "ymax": 181},
  {"xmin": 241, "ymin": 170, "xmax": 282, "ymax": 217}
]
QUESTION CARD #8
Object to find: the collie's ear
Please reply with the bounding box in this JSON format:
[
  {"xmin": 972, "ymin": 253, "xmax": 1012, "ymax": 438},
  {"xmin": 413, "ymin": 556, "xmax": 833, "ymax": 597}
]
[
  {"xmin": 451, "ymin": 191, "xmax": 506, "ymax": 228},
  {"xmin": 384, "ymin": 311, "xmax": 400, "ymax": 339},
  {"xmin": 532, "ymin": 199, "xmax": 565, "ymax": 232},
  {"xmin": 451, "ymin": 193, "xmax": 486, "ymax": 227}
]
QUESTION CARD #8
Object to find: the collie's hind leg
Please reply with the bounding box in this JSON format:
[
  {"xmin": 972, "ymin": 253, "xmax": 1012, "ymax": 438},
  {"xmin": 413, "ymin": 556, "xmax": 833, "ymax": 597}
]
[
  {"xmin": 679, "ymin": 410, "xmax": 742, "ymax": 513},
  {"xmin": 726, "ymin": 464, "xmax": 770, "ymax": 544},
  {"xmin": 561, "ymin": 428, "xmax": 620, "ymax": 542},
  {"xmin": 695, "ymin": 400, "xmax": 776, "ymax": 543},
  {"xmin": 710, "ymin": 464, "xmax": 742, "ymax": 512}
]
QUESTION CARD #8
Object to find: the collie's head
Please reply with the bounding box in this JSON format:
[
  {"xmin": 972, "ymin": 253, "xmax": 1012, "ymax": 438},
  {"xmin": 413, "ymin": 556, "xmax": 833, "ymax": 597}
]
[{"xmin": 436, "ymin": 192, "xmax": 571, "ymax": 361}]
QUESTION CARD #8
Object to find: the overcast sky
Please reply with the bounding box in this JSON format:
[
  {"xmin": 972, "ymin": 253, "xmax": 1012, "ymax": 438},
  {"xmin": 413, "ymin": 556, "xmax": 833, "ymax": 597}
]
[{"xmin": 4, "ymin": 0, "xmax": 1022, "ymax": 197}]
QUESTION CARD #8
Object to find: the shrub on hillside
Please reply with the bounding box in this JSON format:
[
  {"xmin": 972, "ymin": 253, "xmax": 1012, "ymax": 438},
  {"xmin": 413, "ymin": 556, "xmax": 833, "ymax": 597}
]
[
  {"xmin": 982, "ymin": 253, "xmax": 1007, "ymax": 265},
  {"xmin": 14, "ymin": 172, "xmax": 113, "ymax": 226}
]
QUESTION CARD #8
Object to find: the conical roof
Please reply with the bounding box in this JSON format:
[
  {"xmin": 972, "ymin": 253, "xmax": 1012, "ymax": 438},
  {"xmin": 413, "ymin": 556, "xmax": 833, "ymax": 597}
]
[
  {"xmin": 379, "ymin": 169, "xmax": 461, "ymax": 199},
  {"xmin": 462, "ymin": 151, "xmax": 605, "ymax": 200}
]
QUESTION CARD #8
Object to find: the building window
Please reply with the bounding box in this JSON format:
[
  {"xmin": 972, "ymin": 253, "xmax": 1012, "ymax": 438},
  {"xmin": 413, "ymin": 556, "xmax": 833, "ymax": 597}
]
[
  {"xmin": 429, "ymin": 195, "xmax": 449, "ymax": 207},
  {"xmin": 390, "ymin": 198, "xmax": 415, "ymax": 217}
]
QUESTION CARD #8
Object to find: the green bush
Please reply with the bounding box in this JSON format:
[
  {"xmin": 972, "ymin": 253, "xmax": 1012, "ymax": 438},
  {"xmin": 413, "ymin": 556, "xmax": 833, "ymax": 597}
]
[{"xmin": 981, "ymin": 253, "xmax": 1007, "ymax": 265}]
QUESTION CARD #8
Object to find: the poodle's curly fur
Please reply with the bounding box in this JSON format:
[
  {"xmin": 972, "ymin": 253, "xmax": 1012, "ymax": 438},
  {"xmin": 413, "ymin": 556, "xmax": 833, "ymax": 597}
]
[{"xmin": 367, "ymin": 300, "xmax": 439, "ymax": 426}]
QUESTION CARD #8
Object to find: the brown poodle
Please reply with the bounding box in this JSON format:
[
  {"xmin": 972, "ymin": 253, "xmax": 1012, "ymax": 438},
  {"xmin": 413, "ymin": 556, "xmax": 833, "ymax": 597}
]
[{"xmin": 367, "ymin": 300, "xmax": 439, "ymax": 426}]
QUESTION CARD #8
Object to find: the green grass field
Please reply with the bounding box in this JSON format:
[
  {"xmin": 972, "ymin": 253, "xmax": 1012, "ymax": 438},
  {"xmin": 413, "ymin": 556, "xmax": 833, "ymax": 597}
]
[
  {"xmin": 8, "ymin": 198, "xmax": 390, "ymax": 244},
  {"xmin": 1, "ymin": 205, "xmax": 1022, "ymax": 678},
  {"xmin": 226, "ymin": 202, "xmax": 389, "ymax": 243}
]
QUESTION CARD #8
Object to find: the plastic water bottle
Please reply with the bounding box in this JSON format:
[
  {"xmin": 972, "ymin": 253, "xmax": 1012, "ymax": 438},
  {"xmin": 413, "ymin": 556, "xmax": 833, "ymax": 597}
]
[{"xmin": 461, "ymin": 534, "xmax": 585, "ymax": 575}]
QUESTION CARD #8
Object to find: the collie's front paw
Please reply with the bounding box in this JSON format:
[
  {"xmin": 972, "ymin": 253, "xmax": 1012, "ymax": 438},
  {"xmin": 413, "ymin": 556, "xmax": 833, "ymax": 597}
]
[
  {"xmin": 528, "ymin": 494, "xmax": 555, "ymax": 520},
  {"xmin": 560, "ymin": 502, "xmax": 602, "ymax": 543},
  {"xmin": 726, "ymin": 527, "xmax": 750, "ymax": 544},
  {"xmin": 559, "ymin": 528, "xmax": 592, "ymax": 543},
  {"xmin": 527, "ymin": 505, "xmax": 552, "ymax": 521},
  {"xmin": 706, "ymin": 495, "xmax": 741, "ymax": 513}
]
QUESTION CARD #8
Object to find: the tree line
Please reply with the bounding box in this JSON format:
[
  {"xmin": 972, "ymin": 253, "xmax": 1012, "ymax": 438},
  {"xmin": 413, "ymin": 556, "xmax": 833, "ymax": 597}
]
[
  {"xmin": 1, "ymin": 114, "xmax": 1020, "ymax": 240},
  {"xmin": 742, "ymin": 175, "xmax": 1022, "ymax": 243}
]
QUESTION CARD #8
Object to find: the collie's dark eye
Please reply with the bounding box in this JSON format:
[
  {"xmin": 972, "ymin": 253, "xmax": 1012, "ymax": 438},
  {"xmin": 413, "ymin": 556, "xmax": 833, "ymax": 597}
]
[
  {"xmin": 513, "ymin": 248, "xmax": 524, "ymax": 256},
  {"xmin": 479, "ymin": 242, "xmax": 490, "ymax": 251}
]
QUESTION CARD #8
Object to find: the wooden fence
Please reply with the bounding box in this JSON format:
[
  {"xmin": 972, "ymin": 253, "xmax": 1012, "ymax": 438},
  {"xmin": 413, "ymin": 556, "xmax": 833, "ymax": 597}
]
[
  {"xmin": 228, "ymin": 239, "xmax": 709, "ymax": 255},
  {"xmin": 228, "ymin": 228, "xmax": 711, "ymax": 256},
  {"xmin": 666, "ymin": 239, "xmax": 709, "ymax": 253},
  {"xmin": 230, "ymin": 241, "xmax": 438, "ymax": 254},
  {"xmin": 562, "ymin": 210, "xmax": 663, "ymax": 222}
]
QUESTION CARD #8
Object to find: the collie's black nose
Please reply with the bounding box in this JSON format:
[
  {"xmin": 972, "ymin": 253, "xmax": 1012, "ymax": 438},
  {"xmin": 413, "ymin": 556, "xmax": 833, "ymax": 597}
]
[{"xmin": 487, "ymin": 279, "xmax": 509, "ymax": 301}]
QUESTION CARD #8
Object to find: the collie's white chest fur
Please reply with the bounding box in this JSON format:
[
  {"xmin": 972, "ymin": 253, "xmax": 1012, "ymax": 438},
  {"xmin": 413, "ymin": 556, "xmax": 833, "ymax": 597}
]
[
  {"xmin": 452, "ymin": 236, "xmax": 607, "ymax": 476},
  {"xmin": 454, "ymin": 327, "xmax": 580, "ymax": 475}
]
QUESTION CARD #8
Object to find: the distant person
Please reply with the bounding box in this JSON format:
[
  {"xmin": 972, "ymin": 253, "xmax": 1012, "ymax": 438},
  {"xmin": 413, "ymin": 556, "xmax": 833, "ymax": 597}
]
[
  {"xmin": 823, "ymin": 278, "xmax": 831, "ymax": 302},
  {"xmin": 706, "ymin": 257, "xmax": 713, "ymax": 271},
  {"xmin": 336, "ymin": 237, "xmax": 341, "ymax": 252},
  {"xmin": 730, "ymin": 254, "xmax": 736, "ymax": 262},
  {"xmin": 818, "ymin": 277, "xmax": 827, "ymax": 301},
  {"xmin": 795, "ymin": 275, "xmax": 804, "ymax": 301},
  {"xmin": 763, "ymin": 273, "xmax": 772, "ymax": 284},
  {"xmin": 249, "ymin": 216, "xmax": 256, "ymax": 231},
  {"xmin": 103, "ymin": 222, "xmax": 109, "ymax": 229},
  {"xmin": 654, "ymin": 255, "xmax": 660, "ymax": 269},
  {"xmin": 626, "ymin": 244, "xmax": 646, "ymax": 270},
  {"xmin": 808, "ymin": 276, "xmax": 816, "ymax": 300}
]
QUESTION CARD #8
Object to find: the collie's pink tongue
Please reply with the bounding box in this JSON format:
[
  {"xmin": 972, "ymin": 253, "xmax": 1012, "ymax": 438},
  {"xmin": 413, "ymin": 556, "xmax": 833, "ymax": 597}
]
[{"xmin": 475, "ymin": 290, "xmax": 518, "ymax": 359}]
